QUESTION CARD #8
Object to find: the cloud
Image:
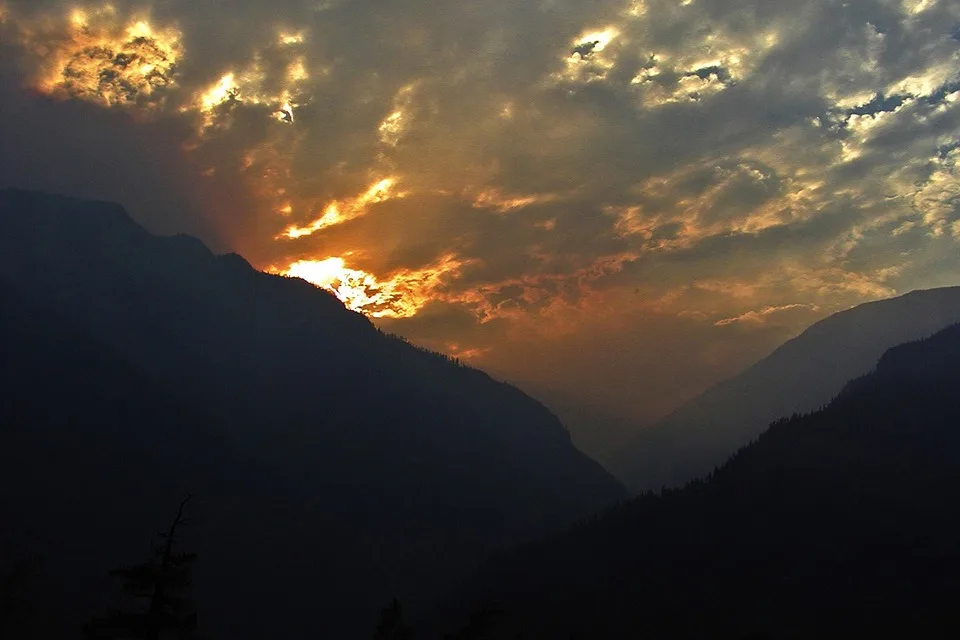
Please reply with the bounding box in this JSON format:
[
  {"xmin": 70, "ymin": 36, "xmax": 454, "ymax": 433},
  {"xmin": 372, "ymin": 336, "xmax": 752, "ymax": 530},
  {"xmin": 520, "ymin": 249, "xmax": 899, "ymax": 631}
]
[
  {"xmin": 715, "ymin": 303, "xmax": 820, "ymax": 327},
  {"xmin": 2, "ymin": 0, "xmax": 960, "ymax": 457}
]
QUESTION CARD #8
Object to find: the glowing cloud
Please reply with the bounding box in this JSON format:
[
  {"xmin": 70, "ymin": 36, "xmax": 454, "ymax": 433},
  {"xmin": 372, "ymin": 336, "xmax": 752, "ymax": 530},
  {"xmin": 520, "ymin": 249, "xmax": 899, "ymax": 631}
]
[
  {"xmin": 192, "ymin": 72, "xmax": 241, "ymax": 127},
  {"xmin": 914, "ymin": 148, "xmax": 960, "ymax": 237},
  {"xmin": 4, "ymin": 0, "xmax": 960, "ymax": 447},
  {"xmin": 280, "ymin": 178, "xmax": 401, "ymax": 239},
  {"xmin": 18, "ymin": 4, "xmax": 182, "ymax": 107},
  {"xmin": 281, "ymin": 253, "xmax": 468, "ymax": 318},
  {"xmin": 185, "ymin": 33, "xmax": 312, "ymax": 132},
  {"xmin": 278, "ymin": 30, "xmax": 305, "ymax": 46},
  {"xmin": 556, "ymin": 27, "xmax": 621, "ymax": 84},
  {"xmin": 379, "ymin": 84, "xmax": 417, "ymax": 146},
  {"xmin": 631, "ymin": 34, "xmax": 779, "ymax": 107},
  {"xmin": 471, "ymin": 188, "xmax": 559, "ymax": 213},
  {"xmin": 284, "ymin": 257, "xmax": 391, "ymax": 313},
  {"xmin": 715, "ymin": 304, "xmax": 818, "ymax": 327}
]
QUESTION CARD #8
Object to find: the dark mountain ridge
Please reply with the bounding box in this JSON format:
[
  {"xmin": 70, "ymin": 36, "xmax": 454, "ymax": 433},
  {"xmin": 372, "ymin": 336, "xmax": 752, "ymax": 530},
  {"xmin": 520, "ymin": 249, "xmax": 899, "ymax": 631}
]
[
  {"xmin": 614, "ymin": 285, "xmax": 960, "ymax": 491},
  {"xmin": 0, "ymin": 190, "xmax": 625, "ymax": 638},
  {"xmin": 437, "ymin": 322, "xmax": 960, "ymax": 638}
]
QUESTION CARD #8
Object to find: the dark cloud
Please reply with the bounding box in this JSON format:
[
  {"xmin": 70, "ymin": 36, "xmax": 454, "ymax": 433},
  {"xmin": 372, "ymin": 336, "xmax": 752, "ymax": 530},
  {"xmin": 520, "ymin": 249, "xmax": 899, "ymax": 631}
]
[{"xmin": 1, "ymin": 0, "xmax": 959, "ymax": 458}]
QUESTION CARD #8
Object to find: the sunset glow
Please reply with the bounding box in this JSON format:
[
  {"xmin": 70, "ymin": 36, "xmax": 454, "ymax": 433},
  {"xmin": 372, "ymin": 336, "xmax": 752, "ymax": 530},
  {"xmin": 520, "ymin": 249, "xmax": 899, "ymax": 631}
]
[
  {"xmin": 3, "ymin": 0, "xmax": 959, "ymax": 435},
  {"xmin": 280, "ymin": 178, "xmax": 400, "ymax": 239},
  {"xmin": 281, "ymin": 253, "xmax": 467, "ymax": 318},
  {"xmin": 22, "ymin": 6, "xmax": 182, "ymax": 107}
]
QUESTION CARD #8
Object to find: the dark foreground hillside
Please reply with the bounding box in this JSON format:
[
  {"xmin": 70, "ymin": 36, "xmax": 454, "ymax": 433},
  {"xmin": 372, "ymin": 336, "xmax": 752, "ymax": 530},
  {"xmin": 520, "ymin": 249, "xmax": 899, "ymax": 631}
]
[
  {"xmin": 435, "ymin": 323, "xmax": 960, "ymax": 639},
  {"xmin": 0, "ymin": 278, "xmax": 235, "ymax": 637},
  {"xmin": 0, "ymin": 190, "xmax": 625, "ymax": 638}
]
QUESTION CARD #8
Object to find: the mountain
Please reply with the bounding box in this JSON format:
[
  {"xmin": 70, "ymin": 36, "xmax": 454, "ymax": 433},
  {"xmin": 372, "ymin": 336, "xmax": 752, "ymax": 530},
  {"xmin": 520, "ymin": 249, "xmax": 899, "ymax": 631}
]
[
  {"xmin": 435, "ymin": 322, "xmax": 960, "ymax": 639},
  {"xmin": 0, "ymin": 190, "xmax": 625, "ymax": 638},
  {"xmin": 0, "ymin": 277, "xmax": 235, "ymax": 637},
  {"xmin": 614, "ymin": 286, "xmax": 960, "ymax": 491}
]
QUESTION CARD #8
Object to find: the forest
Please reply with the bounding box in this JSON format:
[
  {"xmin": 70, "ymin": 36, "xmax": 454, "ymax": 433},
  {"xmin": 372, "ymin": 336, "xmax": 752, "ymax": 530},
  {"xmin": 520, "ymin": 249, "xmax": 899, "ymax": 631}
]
[{"xmin": 2, "ymin": 191, "xmax": 960, "ymax": 639}]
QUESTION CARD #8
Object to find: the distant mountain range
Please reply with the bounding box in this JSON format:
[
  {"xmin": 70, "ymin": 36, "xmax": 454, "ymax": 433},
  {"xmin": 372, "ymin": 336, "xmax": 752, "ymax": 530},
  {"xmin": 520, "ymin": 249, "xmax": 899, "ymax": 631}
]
[
  {"xmin": 613, "ymin": 285, "xmax": 960, "ymax": 491},
  {"xmin": 0, "ymin": 190, "xmax": 625, "ymax": 638},
  {"xmin": 436, "ymin": 320, "xmax": 960, "ymax": 638}
]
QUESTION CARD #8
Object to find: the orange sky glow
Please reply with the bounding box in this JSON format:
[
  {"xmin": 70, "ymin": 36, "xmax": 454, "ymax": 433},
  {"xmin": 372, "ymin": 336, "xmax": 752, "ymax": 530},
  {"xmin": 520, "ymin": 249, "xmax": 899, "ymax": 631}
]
[{"xmin": 2, "ymin": 0, "xmax": 958, "ymax": 461}]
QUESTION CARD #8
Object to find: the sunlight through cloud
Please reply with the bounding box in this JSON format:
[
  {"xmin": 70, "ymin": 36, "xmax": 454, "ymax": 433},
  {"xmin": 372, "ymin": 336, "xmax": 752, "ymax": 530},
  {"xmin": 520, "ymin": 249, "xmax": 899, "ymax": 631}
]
[
  {"xmin": 280, "ymin": 178, "xmax": 402, "ymax": 239},
  {"xmin": 281, "ymin": 253, "xmax": 468, "ymax": 318},
  {"xmin": 18, "ymin": 4, "xmax": 182, "ymax": 108}
]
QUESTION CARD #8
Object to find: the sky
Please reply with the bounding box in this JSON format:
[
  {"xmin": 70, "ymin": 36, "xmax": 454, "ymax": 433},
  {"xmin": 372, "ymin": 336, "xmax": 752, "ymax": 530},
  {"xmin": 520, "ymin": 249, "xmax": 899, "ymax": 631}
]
[{"xmin": 1, "ymin": 0, "xmax": 958, "ymax": 461}]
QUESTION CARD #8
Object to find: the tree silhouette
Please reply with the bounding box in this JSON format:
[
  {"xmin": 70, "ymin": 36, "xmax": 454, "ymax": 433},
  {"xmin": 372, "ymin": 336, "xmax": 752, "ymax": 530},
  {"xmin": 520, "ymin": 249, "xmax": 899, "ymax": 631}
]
[
  {"xmin": 443, "ymin": 603, "xmax": 507, "ymax": 640},
  {"xmin": 0, "ymin": 553, "xmax": 40, "ymax": 637},
  {"xmin": 372, "ymin": 598, "xmax": 414, "ymax": 640},
  {"xmin": 83, "ymin": 495, "xmax": 198, "ymax": 639}
]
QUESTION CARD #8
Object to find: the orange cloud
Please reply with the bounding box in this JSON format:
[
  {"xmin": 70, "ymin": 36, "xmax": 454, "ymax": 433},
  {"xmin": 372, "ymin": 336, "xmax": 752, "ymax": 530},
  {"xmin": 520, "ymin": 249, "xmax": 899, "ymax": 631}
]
[
  {"xmin": 279, "ymin": 178, "xmax": 403, "ymax": 239},
  {"xmin": 16, "ymin": 5, "xmax": 182, "ymax": 108},
  {"xmin": 278, "ymin": 252, "xmax": 469, "ymax": 319},
  {"xmin": 714, "ymin": 304, "xmax": 818, "ymax": 327},
  {"xmin": 5, "ymin": 0, "xmax": 960, "ymax": 460}
]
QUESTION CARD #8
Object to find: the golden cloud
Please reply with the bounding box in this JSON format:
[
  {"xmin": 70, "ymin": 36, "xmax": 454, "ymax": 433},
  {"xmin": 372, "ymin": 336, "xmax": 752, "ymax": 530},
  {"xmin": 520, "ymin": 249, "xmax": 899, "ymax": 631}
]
[
  {"xmin": 279, "ymin": 252, "xmax": 470, "ymax": 319},
  {"xmin": 914, "ymin": 147, "xmax": 960, "ymax": 237},
  {"xmin": 554, "ymin": 26, "xmax": 621, "ymax": 84},
  {"xmin": 714, "ymin": 304, "xmax": 818, "ymax": 327},
  {"xmin": 470, "ymin": 188, "xmax": 560, "ymax": 213},
  {"xmin": 187, "ymin": 49, "xmax": 311, "ymax": 133},
  {"xmin": 3, "ymin": 0, "xmax": 956, "ymax": 355},
  {"xmin": 279, "ymin": 177, "xmax": 404, "ymax": 239},
  {"xmin": 378, "ymin": 83, "xmax": 417, "ymax": 147},
  {"xmin": 630, "ymin": 32, "xmax": 779, "ymax": 107},
  {"xmin": 16, "ymin": 4, "xmax": 182, "ymax": 108}
]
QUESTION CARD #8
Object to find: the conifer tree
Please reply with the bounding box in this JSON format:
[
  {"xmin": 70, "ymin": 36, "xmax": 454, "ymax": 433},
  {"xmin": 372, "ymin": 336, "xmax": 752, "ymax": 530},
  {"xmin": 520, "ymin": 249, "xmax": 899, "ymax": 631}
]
[
  {"xmin": 0, "ymin": 554, "xmax": 39, "ymax": 636},
  {"xmin": 443, "ymin": 603, "xmax": 504, "ymax": 640},
  {"xmin": 83, "ymin": 495, "xmax": 198, "ymax": 639},
  {"xmin": 372, "ymin": 598, "xmax": 414, "ymax": 640}
]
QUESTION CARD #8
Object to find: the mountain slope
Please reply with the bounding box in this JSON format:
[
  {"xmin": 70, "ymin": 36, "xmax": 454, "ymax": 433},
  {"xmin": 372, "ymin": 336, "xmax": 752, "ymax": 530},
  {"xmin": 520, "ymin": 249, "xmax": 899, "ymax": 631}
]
[
  {"xmin": 0, "ymin": 190, "xmax": 625, "ymax": 638},
  {"xmin": 0, "ymin": 277, "xmax": 236, "ymax": 637},
  {"xmin": 615, "ymin": 286, "xmax": 960, "ymax": 491},
  {"xmin": 438, "ymin": 322, "xmax": 960, "ymax": 639}
]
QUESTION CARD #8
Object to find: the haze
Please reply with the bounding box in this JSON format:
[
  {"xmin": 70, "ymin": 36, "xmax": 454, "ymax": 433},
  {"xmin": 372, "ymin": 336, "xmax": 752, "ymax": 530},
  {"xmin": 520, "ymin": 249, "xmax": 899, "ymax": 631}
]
[{"xmin": 1, "ymin": 0, "xmax": 958, "ymax": 460}]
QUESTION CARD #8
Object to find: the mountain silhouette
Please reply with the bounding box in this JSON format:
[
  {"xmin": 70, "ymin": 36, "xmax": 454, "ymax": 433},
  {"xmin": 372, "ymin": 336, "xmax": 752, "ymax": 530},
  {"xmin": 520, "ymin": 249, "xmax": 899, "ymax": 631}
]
[
  {"xmin": 0, "ymin": 190, "xmax": 625, "ymax": 638},
  {"xmin": 438, "ymin": 322, "xmax": 960, "ymax": 638},
  {"xmin": 614, "ymin": 286, "xmax": 960, "ymax": 491},
  {"xmin": 0, "ymin": 276, "xmax": 235, "ymax": 637}
]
